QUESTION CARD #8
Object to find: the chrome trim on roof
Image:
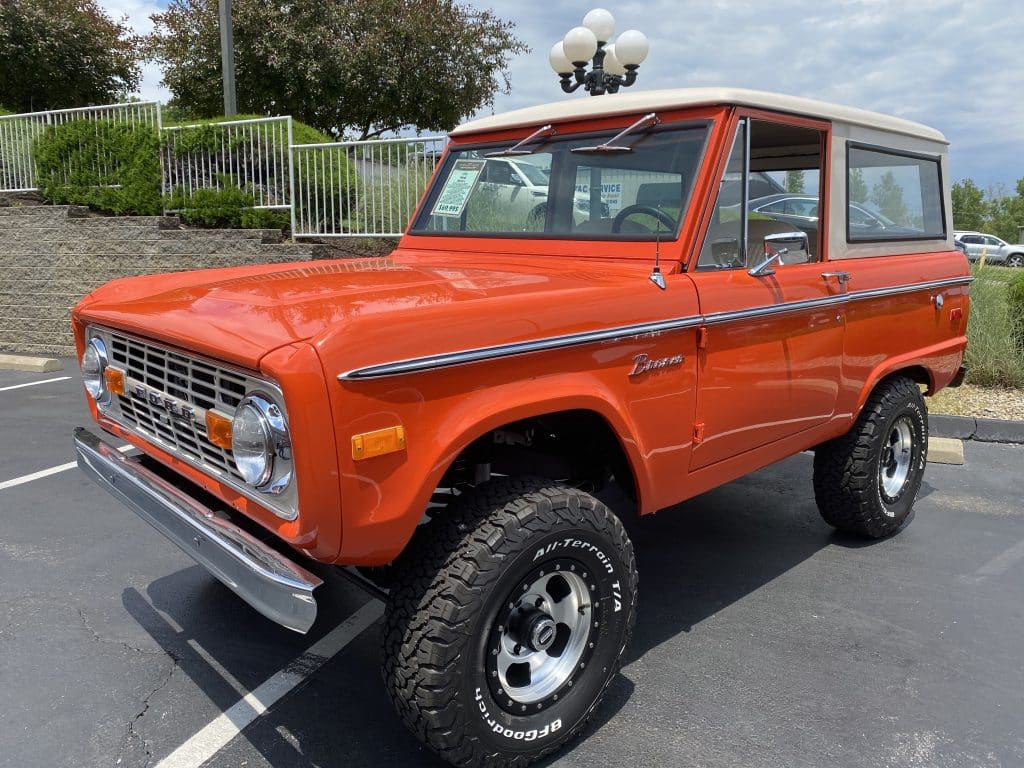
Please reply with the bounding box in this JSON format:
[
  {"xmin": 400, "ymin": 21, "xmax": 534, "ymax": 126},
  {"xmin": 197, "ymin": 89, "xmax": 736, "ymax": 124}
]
[{"xmin": 338, "ymin": 276, "xmax": 972, "ymax": 381}]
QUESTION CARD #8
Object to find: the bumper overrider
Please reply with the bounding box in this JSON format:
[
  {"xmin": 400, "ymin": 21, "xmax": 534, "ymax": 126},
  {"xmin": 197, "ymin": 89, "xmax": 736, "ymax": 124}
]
[{"xmin": 74, "ymin": 427, "xmax": 321, "ymax": 633}]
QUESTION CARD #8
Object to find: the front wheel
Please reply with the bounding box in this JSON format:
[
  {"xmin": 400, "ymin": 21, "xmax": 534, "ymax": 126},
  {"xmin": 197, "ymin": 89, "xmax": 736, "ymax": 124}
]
[
  {"xmin": 813, "ymin": 376, "xmax": 928, "ymax": 538},
  {"xmin": 1006, "ymin": 253, "xmax": 1024, "ymax": 268},
  {"xmin": 382, "ymin": 478, "xmax": 637, "ymax": 767}
]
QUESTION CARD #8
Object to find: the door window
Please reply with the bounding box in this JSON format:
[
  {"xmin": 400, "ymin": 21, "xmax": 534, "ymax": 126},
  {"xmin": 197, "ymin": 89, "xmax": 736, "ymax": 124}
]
[{"xmin": 696, "ymin": 118, "xmax": 825, "ymax": 270}]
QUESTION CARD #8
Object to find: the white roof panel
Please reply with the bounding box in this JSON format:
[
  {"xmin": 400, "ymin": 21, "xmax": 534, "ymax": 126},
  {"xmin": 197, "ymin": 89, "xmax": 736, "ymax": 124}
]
[{"xmin": 451, "ymin": 87, "xmax": 947, "ymax": 143}]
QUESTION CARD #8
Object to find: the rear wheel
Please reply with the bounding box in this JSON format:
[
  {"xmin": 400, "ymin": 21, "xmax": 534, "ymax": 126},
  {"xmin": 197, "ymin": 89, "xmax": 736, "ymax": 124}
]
[
  {"xmin": 382, "ymin": 477, "xmax": 637, "ymax": 767},
  {"xmin": 813, "ymin": 376, "xmax": 927, "ymax": 538}
]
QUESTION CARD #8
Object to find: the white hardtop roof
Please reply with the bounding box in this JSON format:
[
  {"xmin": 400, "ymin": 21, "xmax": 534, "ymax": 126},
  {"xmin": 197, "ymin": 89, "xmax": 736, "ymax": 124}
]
[{"xmin": 451, "ymin": 87, "xmax": 947, "ymax": 143}]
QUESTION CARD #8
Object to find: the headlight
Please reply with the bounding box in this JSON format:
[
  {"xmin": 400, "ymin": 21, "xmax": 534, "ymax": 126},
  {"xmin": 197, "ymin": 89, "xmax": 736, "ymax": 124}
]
[
  {"xmin": 231, "ymin": 393, "xmax": 292, "ymax": 493},
  {"xmin": 82, "ymin": 337, "xmax": 109, "ymax": 406}
]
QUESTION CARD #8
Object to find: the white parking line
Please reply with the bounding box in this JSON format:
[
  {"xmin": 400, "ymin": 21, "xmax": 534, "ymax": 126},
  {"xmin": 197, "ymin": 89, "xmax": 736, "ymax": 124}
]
[
  {"xmin": 973, "ymin": 538, "xmax": 1024, "ymax": 579},
  {"xmin": 0, "ymin": 445, "xmax": 133, "ymax": 492},
  {"xmin": 0, "ymin": 376, "xmax": 72, "ymax": 392},
  {"xmin": 155, "ymin": 600, "xmax": 384, "ymax": 768}
]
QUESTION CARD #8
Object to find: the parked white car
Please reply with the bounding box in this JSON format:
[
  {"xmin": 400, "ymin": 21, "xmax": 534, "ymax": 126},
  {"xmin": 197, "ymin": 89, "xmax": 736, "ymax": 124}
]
[{"xmin": 953, "ymin": 231, "xmax": 1024, "ymax": 267}]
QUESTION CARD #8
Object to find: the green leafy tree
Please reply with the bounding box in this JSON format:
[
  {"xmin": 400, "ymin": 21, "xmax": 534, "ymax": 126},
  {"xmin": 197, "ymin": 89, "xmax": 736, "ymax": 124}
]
[
  {"xmin": 0, "ymin": 0, "xmax": 141, "ymax": 111},
  {"xmin": 951, "ymin": 178, "xmax": 986, "ymax": 231},
  {"xmin": 849, "ymin": 167, "xmax": 868, "ymax": 204},
  {"xmin": 982, "ymin": 182, "xmax": 1024, "ymax": 243},
  {"xmin": 870, "ymin": 171, "xmax": 909, "ymax": 224},
  {"xmin": 784, "ymin": 170, "xmax": 804, "ymax": 194},
  {"xmin": 147, "ymin": 0, "xmax": 528, "ymax": 140}
]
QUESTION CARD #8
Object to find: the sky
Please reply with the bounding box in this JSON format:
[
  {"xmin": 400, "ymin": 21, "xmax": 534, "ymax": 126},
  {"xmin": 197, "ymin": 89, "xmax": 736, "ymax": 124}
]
[{"xmin": 100, "ymin": 0, "xmax": 1024, "ymax": 191}]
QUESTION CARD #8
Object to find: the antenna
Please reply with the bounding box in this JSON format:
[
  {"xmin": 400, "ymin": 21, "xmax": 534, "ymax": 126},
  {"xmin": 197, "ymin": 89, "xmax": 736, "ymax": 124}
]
[{"xmin": 650, "ymin": 221, "xmax": 666, "ymax": 290}]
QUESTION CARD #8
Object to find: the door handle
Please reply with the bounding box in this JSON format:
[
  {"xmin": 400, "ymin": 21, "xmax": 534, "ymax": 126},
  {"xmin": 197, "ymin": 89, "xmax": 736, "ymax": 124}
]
[{"xmin": 821, "ymin": 271, "xmax": 851, "ymax": 284}]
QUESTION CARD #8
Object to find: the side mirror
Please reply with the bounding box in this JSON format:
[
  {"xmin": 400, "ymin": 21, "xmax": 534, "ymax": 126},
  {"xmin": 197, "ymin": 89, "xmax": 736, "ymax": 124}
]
[{"xmin": 749, "ymin": 231, "xmax": 811, "ymax": 276}]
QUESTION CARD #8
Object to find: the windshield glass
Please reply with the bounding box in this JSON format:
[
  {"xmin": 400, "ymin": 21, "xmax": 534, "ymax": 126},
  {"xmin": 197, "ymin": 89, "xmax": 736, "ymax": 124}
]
[{"xmin": 410, "ymin": 122, "xmax": 709, "ymax": 240}]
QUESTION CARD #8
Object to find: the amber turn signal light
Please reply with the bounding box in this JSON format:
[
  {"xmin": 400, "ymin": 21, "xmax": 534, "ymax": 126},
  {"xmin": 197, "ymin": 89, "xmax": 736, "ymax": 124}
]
[
  {"xmin": 352, "ymin": 426, "xmax": 406, "ymax": 460},
  {"xmin": 205, "ymin": 410, "xmax": 234, "ymax": 450},
  {"xmin": 104, "ymin": 366, "xmax": 126, "ymax": 396}
]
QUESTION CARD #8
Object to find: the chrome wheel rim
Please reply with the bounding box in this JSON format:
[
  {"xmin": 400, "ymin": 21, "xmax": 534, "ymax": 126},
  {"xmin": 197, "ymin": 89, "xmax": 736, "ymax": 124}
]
[
  {"xmin": 492, "ymin": 566, "xmax": 593, "ymax": 707},
  {"xmin": 880, "ymin": 416, "xmax": 914, "ymax": 500}
]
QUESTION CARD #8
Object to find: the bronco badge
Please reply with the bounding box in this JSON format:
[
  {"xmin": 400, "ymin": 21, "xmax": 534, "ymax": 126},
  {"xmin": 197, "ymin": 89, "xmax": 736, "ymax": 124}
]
[{"xmin": 629, "ymin": 353, "xmax": 684, "ymax": 377}]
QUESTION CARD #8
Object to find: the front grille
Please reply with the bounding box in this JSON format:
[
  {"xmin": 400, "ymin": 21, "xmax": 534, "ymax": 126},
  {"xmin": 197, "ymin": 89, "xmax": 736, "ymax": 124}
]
[{"xmin": 108, "ymin": 333, "xmax": 248, "ymax": 483}]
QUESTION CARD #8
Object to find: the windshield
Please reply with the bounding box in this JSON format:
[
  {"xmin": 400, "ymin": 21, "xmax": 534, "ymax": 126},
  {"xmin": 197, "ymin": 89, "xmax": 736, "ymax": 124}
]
[{"xmin": 410, "ymin": 122, "xmax": 709, "ymax": 240}]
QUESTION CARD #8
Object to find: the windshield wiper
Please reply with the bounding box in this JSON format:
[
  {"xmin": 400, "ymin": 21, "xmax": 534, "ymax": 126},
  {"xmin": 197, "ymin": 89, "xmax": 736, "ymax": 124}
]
[
  {"xmin": 484, "ymin": 124, "xmax": 555, "ymax": 157},
  {"xmin": 571, "ymin": 112, "xmax": 660, "ymax": 154}
]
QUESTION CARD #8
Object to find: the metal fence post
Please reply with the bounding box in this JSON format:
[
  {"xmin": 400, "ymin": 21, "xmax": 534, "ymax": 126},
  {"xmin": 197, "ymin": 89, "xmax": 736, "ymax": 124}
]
[{"xmin": 287, "ymin": 117, "xmax": 296, "ymax": 239}]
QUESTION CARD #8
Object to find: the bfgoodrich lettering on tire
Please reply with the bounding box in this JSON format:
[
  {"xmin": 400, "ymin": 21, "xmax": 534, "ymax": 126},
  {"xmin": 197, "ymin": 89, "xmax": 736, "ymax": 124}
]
[
  {"xmin": 382, "ymin": 477, "xmax": 638, "ymax": 767},
  {"xmin": 813, "ymin": 375, "xmax": 928, "ymax": 538}
]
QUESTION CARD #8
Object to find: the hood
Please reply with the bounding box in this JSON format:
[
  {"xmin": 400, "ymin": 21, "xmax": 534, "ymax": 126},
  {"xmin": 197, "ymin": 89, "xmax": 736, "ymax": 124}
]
[{"xmin": 75, "ymin": 252, "xmax": 673, "ymax": 370}]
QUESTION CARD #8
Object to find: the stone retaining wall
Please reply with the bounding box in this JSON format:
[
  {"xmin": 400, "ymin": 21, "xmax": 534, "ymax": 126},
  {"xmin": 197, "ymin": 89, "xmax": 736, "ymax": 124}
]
[{"xmin": 0, "ymin": 206, "xmax": 349, "ymax": 357}]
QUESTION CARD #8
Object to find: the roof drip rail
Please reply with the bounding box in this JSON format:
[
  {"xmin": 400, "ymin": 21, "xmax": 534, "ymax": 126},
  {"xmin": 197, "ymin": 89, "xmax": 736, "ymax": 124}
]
[
  {"xmin": 571, "ymin": 112, "xmax": 660, "ymax": 154},
  {"xmin": 484, "ymin": 124, "xmax": 556, "ymax": 157}
]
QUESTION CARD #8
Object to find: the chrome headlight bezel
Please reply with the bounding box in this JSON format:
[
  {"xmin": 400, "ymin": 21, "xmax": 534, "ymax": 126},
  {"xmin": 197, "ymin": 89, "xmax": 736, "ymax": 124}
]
[
  {"xmin": 231, "ymin": 392, "xmax": 293, "ymax": 495},
  {"xmin": 82, "ymin": 336, "xmax": 111, "ymax": 408}
]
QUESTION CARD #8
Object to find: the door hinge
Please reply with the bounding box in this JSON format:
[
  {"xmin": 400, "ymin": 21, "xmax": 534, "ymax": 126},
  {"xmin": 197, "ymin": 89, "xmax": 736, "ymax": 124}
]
[
  {"xmin": 696, "ymin": 326, "xmax": 708, "ymax": 350},
  {"xmin": 693, "ymin": 422, "xmax": 705, "ymax": 444}
]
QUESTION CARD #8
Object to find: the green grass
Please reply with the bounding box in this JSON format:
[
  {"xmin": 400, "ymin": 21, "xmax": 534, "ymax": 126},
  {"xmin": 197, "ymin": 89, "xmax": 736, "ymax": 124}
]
[{"xmin": 965, "ymin": 263, "xmax": 1024, "ymax": 388}]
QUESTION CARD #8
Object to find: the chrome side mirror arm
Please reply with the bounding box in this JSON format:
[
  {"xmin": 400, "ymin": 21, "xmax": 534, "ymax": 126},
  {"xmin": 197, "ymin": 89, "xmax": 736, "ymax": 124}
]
[{"xmin": 748, "ymin": 249, "xmax": 786, "ymax": 277}]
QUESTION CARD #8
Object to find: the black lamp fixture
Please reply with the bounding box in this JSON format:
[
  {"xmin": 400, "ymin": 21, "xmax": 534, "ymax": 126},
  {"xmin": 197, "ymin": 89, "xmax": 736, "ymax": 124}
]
[{"xmin": 549, "ymin": 8, "xmax": 650, "ymax": 96}]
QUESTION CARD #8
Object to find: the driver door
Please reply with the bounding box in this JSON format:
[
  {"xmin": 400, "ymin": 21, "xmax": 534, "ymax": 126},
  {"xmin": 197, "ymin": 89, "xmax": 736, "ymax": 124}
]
[{"xmin": 689, "ymin": 115, "xmax": 845, "ymax": 471}]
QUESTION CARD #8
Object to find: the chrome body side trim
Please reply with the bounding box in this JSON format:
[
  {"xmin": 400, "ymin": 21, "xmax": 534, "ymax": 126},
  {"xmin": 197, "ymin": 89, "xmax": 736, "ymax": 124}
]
[
  {"xmin": 339, "ymin": 276, "xmax": 972, "ymax": 381},
  {"xmin": 339, "ymin": 316, "xmax": 704, "ymax": 380},
  {"xmin": 74, "ymin": 427, "xmax": 320, "ymax": 634}
]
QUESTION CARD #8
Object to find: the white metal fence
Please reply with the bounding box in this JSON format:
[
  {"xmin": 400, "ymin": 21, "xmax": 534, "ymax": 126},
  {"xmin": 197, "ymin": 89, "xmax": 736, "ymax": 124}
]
[
  {"xmin": 162, "ymin": 116, "xmax": 293, "ymax": 212},
  {"xmin": 0, "ymin": 100, "xmax": 446, "ymax": 237},
  {"xmin": 291, "ymin": 135, "xmax": 447, "ymax": 237},
  {"xmin": 0, "ymin": 101, "xmax": 161, "ymax": 193}
]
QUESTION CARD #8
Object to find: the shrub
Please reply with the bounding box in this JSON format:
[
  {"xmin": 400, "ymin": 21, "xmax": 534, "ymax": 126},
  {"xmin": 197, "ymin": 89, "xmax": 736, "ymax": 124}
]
[
  {"xmin": 32, "ymin": 118, "xmax": 162, "ymax": 215},
  {"xmin": 163, "ymin": 113, "xmax": 359, "ymax": 233},
  {"xmin": 964, "ymin": 264, "xmax": 1024, "ymax": 388},
  {"xmin": 1008, "ymin": 270, "xmax": 1024, "ymax": 355},
  {"xmin": 164, "ymin": 183, "xmax": 254, "ymax": 228}
]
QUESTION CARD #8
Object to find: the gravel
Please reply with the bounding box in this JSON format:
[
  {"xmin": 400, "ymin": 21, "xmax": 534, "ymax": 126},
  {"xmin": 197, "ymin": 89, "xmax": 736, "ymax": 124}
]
[{"xmin": 927, "ymin": 384, "xmax": 1024, "ymax": 421}]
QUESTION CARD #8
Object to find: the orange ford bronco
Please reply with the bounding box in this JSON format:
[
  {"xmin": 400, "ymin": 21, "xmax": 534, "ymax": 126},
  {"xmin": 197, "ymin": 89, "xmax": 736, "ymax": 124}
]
[{"xmin": 74, "ymin": 88, "xmax": 969, "ymax": 767}]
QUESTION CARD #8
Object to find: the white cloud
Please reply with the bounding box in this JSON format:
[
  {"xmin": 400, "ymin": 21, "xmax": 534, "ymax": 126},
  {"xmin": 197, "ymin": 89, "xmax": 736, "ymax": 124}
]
[{"xmin": 98, "ymin": 0, "xmax": 1023, "ymax": 187}]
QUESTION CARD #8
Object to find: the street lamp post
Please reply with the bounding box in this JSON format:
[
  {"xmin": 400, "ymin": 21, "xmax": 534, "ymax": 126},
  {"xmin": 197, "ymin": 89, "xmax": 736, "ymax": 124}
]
[{"xmin": 549, "ymin": 8, "xmax": 650, "ymax": 96}]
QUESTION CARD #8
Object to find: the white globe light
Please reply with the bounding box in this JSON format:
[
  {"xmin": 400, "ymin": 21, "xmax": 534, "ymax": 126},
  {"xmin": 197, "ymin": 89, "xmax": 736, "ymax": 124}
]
[
  {"xmin": 549, "ymin": 41, "xmax": 573, "ymax": 74},
  {"xmin": 582, "ymin": 8, "xmax": 615, "ymax": 42},
  {"xmin": 615, "ymin": 29, "xmax": 650, "ymax": 66},
  {"xmin": 602, "ymin": 43, "xmax": 626, "ymax": 76},
  {"xmin": 562, "ymin": 26, "xmax": 598, "ymax": 64}
]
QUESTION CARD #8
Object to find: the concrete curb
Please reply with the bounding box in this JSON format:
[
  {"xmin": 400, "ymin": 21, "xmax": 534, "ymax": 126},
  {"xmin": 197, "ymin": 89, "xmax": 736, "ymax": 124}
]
[
  {"xmin": 929, "ymin": 414, "xmax": 1024, "ymax": 445},
  {"xmin": 0, "ymin": 354, "xmax": 63, "ymax": 373}
]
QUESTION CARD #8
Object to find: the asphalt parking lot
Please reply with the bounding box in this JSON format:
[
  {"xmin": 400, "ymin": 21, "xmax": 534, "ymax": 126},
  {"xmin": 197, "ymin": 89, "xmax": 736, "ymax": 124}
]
[{"xmin": 2, "ymin": 363, "xmax": 1023, "ymax": 768}]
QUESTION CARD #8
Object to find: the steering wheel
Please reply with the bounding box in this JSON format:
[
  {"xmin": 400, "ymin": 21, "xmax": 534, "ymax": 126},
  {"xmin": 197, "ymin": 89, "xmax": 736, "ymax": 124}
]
[{"xmin": 611, "ymin": 204, "xmax": 677, "ymax": 234}]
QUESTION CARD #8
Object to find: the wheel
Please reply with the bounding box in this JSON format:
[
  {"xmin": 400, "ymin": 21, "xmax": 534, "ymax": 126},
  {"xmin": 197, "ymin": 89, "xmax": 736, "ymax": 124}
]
[
  {"xmin": 812, "ymin": 376, "xmax": 927, "ymax": 538},
  {"xmin": 1006, "ymin": 253, "xmax": 1024, "ymax": 268},
  {"xmin": 382, "ymin": 477, "xmax": 637, "ymax": 767},
  {"xmin": 610, "ymin": 204, "xmax": 676, "ymax": 233},
  {"xmin": 526, "ymin": 205, "xmax": 546, "ymax": 231}
]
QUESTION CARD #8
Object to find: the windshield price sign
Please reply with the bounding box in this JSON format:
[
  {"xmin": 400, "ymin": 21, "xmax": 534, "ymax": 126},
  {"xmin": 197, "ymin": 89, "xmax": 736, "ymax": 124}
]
[{"xmin": 432, "ymin": 159, "xmax": 485, "ymax": 217}]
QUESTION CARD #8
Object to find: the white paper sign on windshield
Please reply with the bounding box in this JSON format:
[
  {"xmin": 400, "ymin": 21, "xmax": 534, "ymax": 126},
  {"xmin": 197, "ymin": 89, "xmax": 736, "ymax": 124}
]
[{"xmin": 432, "ymin": 159, "xmax": 485, "ymax": 217}]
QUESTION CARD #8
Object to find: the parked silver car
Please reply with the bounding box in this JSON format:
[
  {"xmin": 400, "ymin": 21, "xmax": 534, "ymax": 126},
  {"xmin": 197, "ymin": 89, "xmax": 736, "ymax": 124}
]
[{"xmin": 953, "ymin": 231, "xmax": 1024, "ymax": 267}]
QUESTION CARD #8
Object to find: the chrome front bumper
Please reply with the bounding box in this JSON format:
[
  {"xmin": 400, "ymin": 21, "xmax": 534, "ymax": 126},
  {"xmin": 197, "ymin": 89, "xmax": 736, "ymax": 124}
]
[{"xmin": 74, "ymin": 427, "xmax": 321, "ymax": 633}]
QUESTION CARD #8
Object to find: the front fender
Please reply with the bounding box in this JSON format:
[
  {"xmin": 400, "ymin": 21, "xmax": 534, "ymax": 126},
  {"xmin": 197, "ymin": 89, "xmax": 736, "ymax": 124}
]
[{"xmin": 331, "ymin": 371, "xmax": 654, "ymax": 566}]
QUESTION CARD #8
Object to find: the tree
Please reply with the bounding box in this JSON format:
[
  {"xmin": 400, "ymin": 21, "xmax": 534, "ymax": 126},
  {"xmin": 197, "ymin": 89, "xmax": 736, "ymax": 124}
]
[
  {"xmin": 870, "ymin": 171, "xmax": 909, "ymax": 225},
  {"xmin": 784, "ymin": 170, "xmax": 804, "ymax": 194},
  {"xmin": 849, "ymin": 167, "xmax": 868, "ymax": 204},
  {"xmin": 982, "ymin": 181, "xmax": 1024, "ymax": 243},
  {"xmin": 951, "ymin": 178, "xmax": 986, "ymax": 231},
  {"xmin": 147, "ymin": 0, "xmax": 528, "ymax": 139},
  {"xmin": 0, "ymin": 0, "xmax": 140, "ymax": 112}
]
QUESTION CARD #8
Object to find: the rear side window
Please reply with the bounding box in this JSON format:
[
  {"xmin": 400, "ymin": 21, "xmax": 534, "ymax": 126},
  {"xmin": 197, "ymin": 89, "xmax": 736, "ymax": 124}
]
[{"xmin": 846, "ymin": 144, "xmax": 945, "ymax": 242}]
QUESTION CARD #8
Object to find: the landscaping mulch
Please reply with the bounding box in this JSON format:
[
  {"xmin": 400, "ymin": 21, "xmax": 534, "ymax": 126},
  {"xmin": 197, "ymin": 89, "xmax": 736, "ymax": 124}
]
[{"xmin": 929, "ymin": 383, "xmax": 1024, "ymax": 421}]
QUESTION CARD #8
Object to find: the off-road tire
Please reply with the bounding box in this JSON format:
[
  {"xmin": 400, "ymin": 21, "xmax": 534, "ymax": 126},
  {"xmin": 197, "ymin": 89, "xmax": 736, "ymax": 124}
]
[
  {"xmin": 813, "ymin": 375, "xmax": 928, "ymax": 538},
  {"xmin": 382, "ymin": 477, "xmax": 638, "ymax": 767}
]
